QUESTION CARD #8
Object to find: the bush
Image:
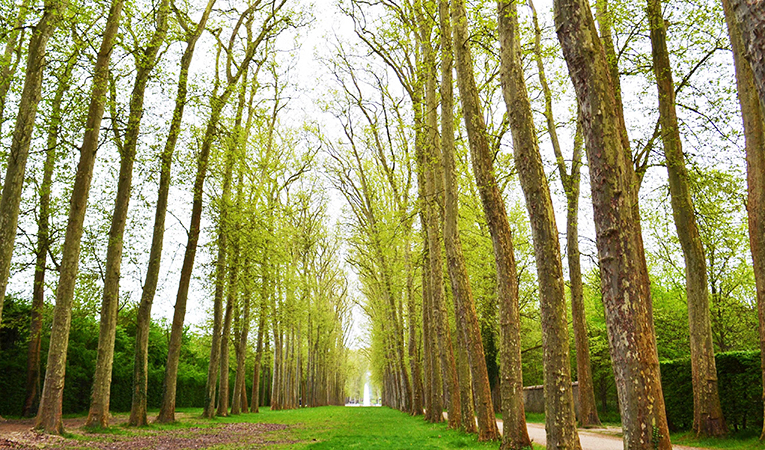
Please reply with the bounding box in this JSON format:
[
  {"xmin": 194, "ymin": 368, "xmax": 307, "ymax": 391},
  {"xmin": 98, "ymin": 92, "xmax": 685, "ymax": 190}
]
[{"xmin": 661, "ymin": 351, "xmax": 762, "ymax": 432}]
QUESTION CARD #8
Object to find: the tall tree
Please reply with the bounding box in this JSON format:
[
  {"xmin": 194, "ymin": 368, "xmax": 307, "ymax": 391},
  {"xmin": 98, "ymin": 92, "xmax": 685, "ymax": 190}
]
[
  {"xmin": 553, "ymin": 0, "xmax": 672, "ymax": 447},
  {"xmin": 528, "ymin": 0, "xmax": 600, "ymax": 427},
  {"xmin": 721, "ymin": 0, "xmax": 765, "ymax": 440},
  {"xmin": 128, "ymin": 0, "xmax": 217, "ymax": 427},
  {"xmin": 438, "ymin": 0, "xmax": 497, "ymax": 440},
  {"xmin": 497, "ymin": 1, "xmax": 581, "ymax": 448},
  {"xmin": 22, "ymin": 43, "xmax": 79, "ymax": 418},
  {"xmin": 35, "ymin": 0, "xmax": 125, "ymax": 434},
  {"xmin": 86, "ymin": 0, "xmax": 170, "ymax": 428},
  {"xmin": 451, "ymin": 0, "xmax": 530, "ymax": 447},
  {"xmin": 646, "ymin": 0, "xmax": 726, "ymax": 437},
  {"xmin": 0, "ymin": 0, "xmax": 66, "ymax": 324},
  {"xmin": 203, "ymin": 57, "xmax": 249, "ymax": 420},
  {"xmin": 157, "ymin": 2, "xmax": 288, "ymax": 422}
]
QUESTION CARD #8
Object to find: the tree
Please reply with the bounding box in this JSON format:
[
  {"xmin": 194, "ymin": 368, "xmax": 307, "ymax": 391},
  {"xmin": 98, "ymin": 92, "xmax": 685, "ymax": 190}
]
[
  {"xmin": 439, "ymin": 0, "xmax": 497, "ymax": 439},
  {"xmin": 553, "ymin": 0, "xmax": 672, "ymax": 447},
  {"xmin": 128, "ymin": 0, "xmax": 217, "ymax": 427},
  {"xmin": 35, "ymin": 0, "xmax": 125, "ymax": 434},
  {"xmin": 527, "ymin": 0, "xmax": 600, "ymax": 427},
  {"xmin": 451, "ymin": 0, "xmax": 530, "ymax": 447},
  {"xmin": 721, "ymin": 0, "xmax": 765, "ymax": 439},
  {"xmin": 156, "ymin": 0, "xmax": 277, "ymax": 421},
  {"xmin": 0, "ymin": 0, "xmax": 66, "ymax": 325},
  {"xmin": 86, "ymin": 0, "xmax": 170, "ymax": 428},
  {"xmin": 646, "ymin": 0, "xmax": 726, "ymax": 436},
  {"xmin": 22, "ymin": 40, "xmax": 80, "ymax": 418},
  {"xmin": 497, "ymin": 0, "xmax": 580, "ymax": 447}
]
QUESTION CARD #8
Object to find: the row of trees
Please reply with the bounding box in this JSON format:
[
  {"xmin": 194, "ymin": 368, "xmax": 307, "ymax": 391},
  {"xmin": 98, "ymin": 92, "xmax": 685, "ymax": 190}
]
[
  {"xmin": 0, "ymin": 1, "xmax": 764, "ymax": 450},
  {"xmin": 0, "ymin": 0, "xmax": 351, "ymax": 434},
  {"xmin": 329, "ymin": 0, "xmax": 765, "ymax": 449}
]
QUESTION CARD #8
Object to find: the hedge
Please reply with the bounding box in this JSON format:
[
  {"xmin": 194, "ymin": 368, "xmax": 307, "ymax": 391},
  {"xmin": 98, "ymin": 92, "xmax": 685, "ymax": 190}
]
[{"xmin": 661, "ymin": 351, "xmax": 762, "ymax": 432}]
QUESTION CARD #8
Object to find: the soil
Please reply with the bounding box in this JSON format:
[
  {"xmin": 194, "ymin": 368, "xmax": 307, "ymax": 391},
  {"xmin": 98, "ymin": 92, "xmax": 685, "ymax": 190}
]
[{"xmin": 0, "ymin": 414, "xmax": 294, "ymax": 450}]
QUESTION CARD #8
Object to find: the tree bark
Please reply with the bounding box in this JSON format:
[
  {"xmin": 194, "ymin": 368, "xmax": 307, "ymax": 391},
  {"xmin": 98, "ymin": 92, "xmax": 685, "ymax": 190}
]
[
  {"xmin": 35, "ymin": 0, "xmax": 125, "ymax": 434},
  {"xmin": 0, "ymin": 0, "xmax": 65, "ymax": 325},
  {"xmin": 86, "ymin": 0, "xmax": 170, "ymax": 428},
  {"xmin": 439, "ymin": 0, "xmax": 497, "ymax": 439},
  {"xmin": 128, "ymin": 0, "xmax": 216, "ymax": 427},
  {"xmin": 497, "ymin": 2, "xmax": 581, "ymax": 448},
  {"xmin": 647, "ymin": 0, "xmax": 727, "ymax": 437},
  {"xmin": 22, "ymin": 47, "xmax": 78, "ymax": 418},
  {"xmin": 553, "ymin": 0, "xmax": 671, "ymax": 448},
  {"xmin": 419, "ymin": 10, "xmax": 461, "ymax": 427},
  {"xmin": 451, "ymin": 0, "xmax": 530, "ymax": 447},
  {"xmin": 728, "ymin": 0, "xmax": 765, "ymax": 110},
  {"xmin": 528, "ymin": 0, "xmax": 600, "ymax": 427},
  {"xmin": 721, "ymin": 0, "xmax": 765, "ymax": 441}
]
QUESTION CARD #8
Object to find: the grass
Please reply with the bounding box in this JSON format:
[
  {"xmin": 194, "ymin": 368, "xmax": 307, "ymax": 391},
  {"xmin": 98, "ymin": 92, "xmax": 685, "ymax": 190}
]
[
  {"xmin": 670, "ymin": 429, "xmax": 765, "ymax": 450},
  {"xmin": 213, "ymin": 406, "xmax": 519, "ymax": 449},
  {"xmin": 57, "ymin": 406, "xmax": 543, "ymax": 449}
]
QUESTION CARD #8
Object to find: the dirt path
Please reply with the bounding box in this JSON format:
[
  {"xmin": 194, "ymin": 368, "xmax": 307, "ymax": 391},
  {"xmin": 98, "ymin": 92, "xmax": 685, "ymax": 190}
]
[{"xmin": 0, "ymin": 414, "xmax": 293, "ymax": 450}]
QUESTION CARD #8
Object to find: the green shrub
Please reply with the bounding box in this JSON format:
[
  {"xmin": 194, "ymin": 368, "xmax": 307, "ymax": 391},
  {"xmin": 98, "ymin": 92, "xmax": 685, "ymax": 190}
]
[{"xmin": 661, "ymin": 351, "xmax": 762, "ymax": 432}]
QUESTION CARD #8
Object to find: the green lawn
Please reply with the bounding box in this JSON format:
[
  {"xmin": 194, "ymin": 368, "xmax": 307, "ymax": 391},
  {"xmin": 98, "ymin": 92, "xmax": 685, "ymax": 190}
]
[{"xmin": 212, "ymin": 406, "xmax": 510, "ymax": 449}]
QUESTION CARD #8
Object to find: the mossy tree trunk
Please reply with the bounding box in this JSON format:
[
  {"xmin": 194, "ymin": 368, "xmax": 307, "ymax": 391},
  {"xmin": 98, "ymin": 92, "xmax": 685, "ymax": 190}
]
[
  {"xmin": 553, "ymin": 0, "xmax": 671, "ymax": 447},
  {"xmin": 35, "ymin": 0, "xmax": 125, "ymax": 434},
  {"xmin": 128, "ymin": 0, "xmax": 216, "ymax": 427},
  {"xmin": 721, "ymin": 0, "xmax": 765, "ymax": 441},
  {"xmin": 0, "ymin": 0, "xmax": 65, "ymax": 325},
  {"xmin": 647, "ymin": 0, "xmax": 727, "ymax": 437},
  {"xmin": 86, "ymin": 0, "xmax": 170, "ymax": 428},
  {"xmin": 497, "ymin": 1, "xmax": 581, "ymax": 448},
  {"xmin": 451, "ymin": 0, "xmax": 530, "ymax": 447}
]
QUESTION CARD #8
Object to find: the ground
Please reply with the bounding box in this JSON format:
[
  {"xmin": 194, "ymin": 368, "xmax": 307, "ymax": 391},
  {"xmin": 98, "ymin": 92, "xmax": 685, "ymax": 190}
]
[{"xmin": 0, "ymin": 407, "xmax": 748, "ymax": 449}]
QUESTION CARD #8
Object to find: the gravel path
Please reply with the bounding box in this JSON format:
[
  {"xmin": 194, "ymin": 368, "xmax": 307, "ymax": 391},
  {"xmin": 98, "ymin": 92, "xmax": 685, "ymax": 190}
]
[{"xmin": 507, "ymin": 421, "xmax": 709, "ymax": 450}]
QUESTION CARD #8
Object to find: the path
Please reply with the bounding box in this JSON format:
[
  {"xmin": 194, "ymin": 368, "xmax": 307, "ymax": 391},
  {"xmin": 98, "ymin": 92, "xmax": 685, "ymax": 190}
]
[{"xmin": 444, "ymin": 413, "xmax": 709, "ymax": 450}]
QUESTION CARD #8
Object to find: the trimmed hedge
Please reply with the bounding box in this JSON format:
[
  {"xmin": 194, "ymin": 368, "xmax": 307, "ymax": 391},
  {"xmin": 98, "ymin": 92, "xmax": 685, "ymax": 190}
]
[
  {"xmin": 0, "ymin": 297, "xmax": 211, "ymax": 416},
  {"xmin": 661, "ymin": 351, "xmax": 762, "ymax": 432}
]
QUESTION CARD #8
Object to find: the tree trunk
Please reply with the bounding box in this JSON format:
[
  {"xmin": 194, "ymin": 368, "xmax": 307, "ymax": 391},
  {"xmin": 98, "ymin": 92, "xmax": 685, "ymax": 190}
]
[
  {"xmin": 128, "ymin": 0, "xmax": 216, "ymax": 427},
  {"xmin": 647, "ymin": 0, "xmax": 727, "ymax": 437},
  {"xmin": 422, "ymin": 32, "xmax": 462, "ymax": 429},
  {"xmin": 0, "ymin": 0, "xmax": 65, "ymax": 325},
  {"xmin": 451, "ymin": 0, "xmax": 530, "ymax": 448},
  {"xmin": 217, "ymin": 291, "xmax": 235, "ymax": 416},
  {"xmin": 35, "ymin": 0, "xmax": 125, "ymax": 434},
  {"xmin": 86, "ymin": 0, "xmax": 170, "ymax": 428},
  {"xmin": 528, "ymin": 0, "xmax": 600, "ymax": 427},
  {"xmin": 553, "ymin": 0, "xmax": 671, "ymax": 448},
  {"xmin": 251, "ymin": 259, "xmax": 270, "ymax": 414},
  {"xmin": 721, "ymin": 0, "xmax": 765, "ymax": 441},
  {"xmin": 203, "ymin": 64, "xmax": 247, "ymax": 420},
  {"xmin": 497, "ymin": 2, "xmax": 581, "ymax": 448},
  {"xmin": 22, "ymin": 47, "xmax": 77, "ymax": 418},
  {"xmin": 439, "ymin": 0, "xmax": 497, "ymax": 439},
  {"xmin": 728, "ymin": 0, "xmax": 765, "ymax": 110},
  {"xmin": 405, "ymin": 239, "xmax": 425, "ymax": 416}
]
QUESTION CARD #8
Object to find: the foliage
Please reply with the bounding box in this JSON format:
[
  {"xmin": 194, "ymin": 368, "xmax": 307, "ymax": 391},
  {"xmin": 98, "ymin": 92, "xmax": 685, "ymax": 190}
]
[
  {"xmin": 661, "ymin": 351, "xmax": 763, "ymax": 432},
  {"xmin": 0, "ymin": 296, "xmax": 210, "ymax": 416}
]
